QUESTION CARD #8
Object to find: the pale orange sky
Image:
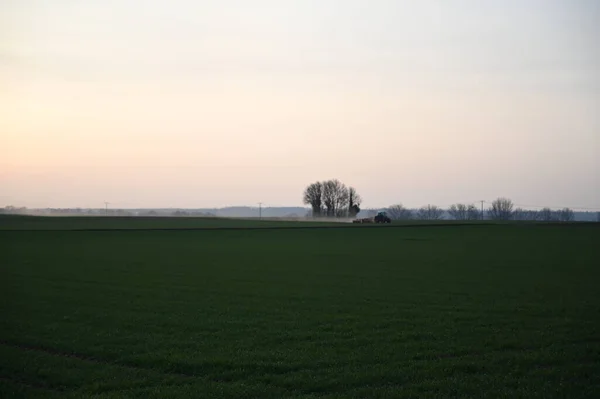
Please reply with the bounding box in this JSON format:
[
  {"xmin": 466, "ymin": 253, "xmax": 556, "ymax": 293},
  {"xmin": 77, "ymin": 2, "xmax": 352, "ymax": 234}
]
[{"xmin": 1, "ymin": 0, "xmax": 599, "ymax": 209}]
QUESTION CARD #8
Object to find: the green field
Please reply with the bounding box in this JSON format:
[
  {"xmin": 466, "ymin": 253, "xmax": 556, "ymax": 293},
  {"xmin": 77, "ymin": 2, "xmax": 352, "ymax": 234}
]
[
  {"xmin": 1, "ymin": 217, "xmax": 599, "ymax": 398},
  {"xmin": 0, "ymin": 215, "xmax": 341, "ymax": 231}
]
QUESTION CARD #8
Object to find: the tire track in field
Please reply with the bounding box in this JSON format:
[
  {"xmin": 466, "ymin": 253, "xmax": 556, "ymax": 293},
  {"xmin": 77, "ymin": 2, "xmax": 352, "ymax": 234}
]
[
  {"xmin": 0, "ymin": 375, "xmax": 64, "ymax": 393},
  {"xmin": 2, "ymin": 339, "xmax": 282, "ymax": 396},
  {"xmin": 1, "ymin": 342, "xmax": 230, "ymax": 396},
  {"xmin": 0, "ymin": 340, "xmax": 196, "ymax": 380},
  {"xmin": 0, "ymin": 340, "xmax": 308, "ymax": 386}
]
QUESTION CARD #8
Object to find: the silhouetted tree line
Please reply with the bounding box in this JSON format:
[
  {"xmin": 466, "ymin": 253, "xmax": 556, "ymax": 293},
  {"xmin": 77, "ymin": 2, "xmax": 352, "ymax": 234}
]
[
  {"xmin": 1, "ymin": 206, "xmax": 29, "ymax": 214},
  {"xmin": 484, "ymin": 198, "xmax": 575, "ymax": 221},
  {"xmin": 303, "ymin": 179, "xmax": 361, "ymax": 218},
  {"xmin": 380, "ymin": 198, "xmax": 578, "ymax": 222},
  {"xmin": 383, "ymin": 204, "xmax": 447, "ymax": 221},
  {"xmin": 448, "ymin": 203, "xmax": 480, "ymax": 220}
]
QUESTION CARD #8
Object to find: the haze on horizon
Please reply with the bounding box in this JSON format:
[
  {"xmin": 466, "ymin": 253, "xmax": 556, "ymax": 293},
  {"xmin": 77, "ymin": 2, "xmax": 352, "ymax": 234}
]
[{"xmin": 1, "ymin": 0, "xmax": 598, "ymax": 210}]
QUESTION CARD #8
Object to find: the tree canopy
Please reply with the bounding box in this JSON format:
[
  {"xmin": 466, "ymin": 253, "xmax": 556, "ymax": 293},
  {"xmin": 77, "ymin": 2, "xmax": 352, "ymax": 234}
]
[{"xmin": 303, "ymin": 179, "xmax": 361, "ymax": 218}]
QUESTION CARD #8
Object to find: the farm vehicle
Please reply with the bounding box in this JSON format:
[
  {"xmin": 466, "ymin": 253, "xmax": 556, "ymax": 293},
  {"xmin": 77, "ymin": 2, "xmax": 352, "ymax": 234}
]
[{"xmin": 352, "ymin": 211, "xmax": 391, "ymax": 224}]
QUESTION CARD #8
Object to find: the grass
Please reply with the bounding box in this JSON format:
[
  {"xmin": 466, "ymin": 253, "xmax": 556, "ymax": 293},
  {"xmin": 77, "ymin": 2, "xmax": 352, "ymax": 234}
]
[
  {"xmin": 1, "ymin": 217, "xmax": 599, "ymax": 398},
  {"xmin": 0, "ymin": 215, "xmax": 341, "ymax": 231}
]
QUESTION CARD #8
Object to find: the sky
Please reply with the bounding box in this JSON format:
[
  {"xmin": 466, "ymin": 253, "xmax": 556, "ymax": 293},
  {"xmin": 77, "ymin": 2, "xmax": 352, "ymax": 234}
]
[{"xmin": 1, "ymin": 0, "xmax": 599, "ymax": 210}]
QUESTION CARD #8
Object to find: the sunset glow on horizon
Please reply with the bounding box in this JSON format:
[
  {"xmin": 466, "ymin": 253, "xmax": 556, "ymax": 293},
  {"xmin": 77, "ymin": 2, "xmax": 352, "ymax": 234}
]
[{"xmin": 2, "ymin": 0, "xmax": 598, "ymax": 210}]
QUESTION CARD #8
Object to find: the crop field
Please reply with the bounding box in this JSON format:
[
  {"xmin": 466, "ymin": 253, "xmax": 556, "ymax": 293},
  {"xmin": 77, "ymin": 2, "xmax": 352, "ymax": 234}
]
[
  {"xmin": 1, "ymin": 216, "xmax": 599, "ymax": 398},
  {"xmin": 0, "ymin": 215, "xmax": 342, "ymax": 231}
]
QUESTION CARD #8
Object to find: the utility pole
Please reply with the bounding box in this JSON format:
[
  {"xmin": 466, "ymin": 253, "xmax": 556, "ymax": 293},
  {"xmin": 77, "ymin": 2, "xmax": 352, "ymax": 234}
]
[
  {"xmin": 480, "ymin": 200, "xmax": 485, "ymax": 220},
  {"xmin": 258, "ymin": 202, "xmax": 262, "ymax": 220},
  {"xmin": 104, "ymin": 202, "xmax": 109, "ymax": 216}
]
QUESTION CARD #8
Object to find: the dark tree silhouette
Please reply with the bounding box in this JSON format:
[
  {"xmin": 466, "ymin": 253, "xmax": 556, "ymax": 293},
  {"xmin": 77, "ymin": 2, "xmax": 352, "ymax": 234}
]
[
  {"xmin": 539, "ymin": 207, "xmax": 556, "ymax": 222},
  {"xmin": 557, "ymin": 207, "xmax": 574, "ymax": 222},
  {"xmin": 466, "ymin": 205, "xmax": 480, "ymax": 220},
  {"xmin": 513, "ymin": 208, "xmax": 540, "ymax": 221},
  {"xmin": 386, "ymin": 204, "xmax": 413, "ymax": 220},
  {"xmin": 487, "ymin": 198, "xmax": 514, "ymax": 220},
  {"xmin": 323, "ymin": 179, "xmax": 344, "ymax": 217},
  {"xmin": 348, "ymin": 187, "xmax": 362, "ymax": 217},
  {"xmin": 416, "ymin": 204, "xmax": 444, "ymax": 220},
  {"xmin": 303, "ymin": 179, "xmax": 361, "ymax": 218},
  {"xmin": 303, "ymin": 182, "xmax": 323, "ymax": 217},
  {"xmin": 449, "ymin": 204, "xmax": 480, "ymax": 220}
]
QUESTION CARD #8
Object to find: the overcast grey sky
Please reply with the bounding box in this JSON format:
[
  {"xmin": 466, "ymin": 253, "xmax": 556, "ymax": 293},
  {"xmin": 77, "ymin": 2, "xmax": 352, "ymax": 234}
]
[{"xmin": 1, "ymin": 0, "xmax": 598, "ymax": 209}]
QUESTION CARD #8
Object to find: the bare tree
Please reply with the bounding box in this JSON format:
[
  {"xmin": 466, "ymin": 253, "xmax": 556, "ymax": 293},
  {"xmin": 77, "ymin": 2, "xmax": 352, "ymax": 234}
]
[
  {"xmin": 416, "ymin": 204, "xmax": 444, "ymax": 220},
  {"xmin": 557, "ymin": 207, "xmax": 574, "ymax": 222},
  {"xmin": 305, "ymin": 179, "xmax": 359, "ymax": 218},
  {"xmin": 322, "ymin": 179, "xmax": 349, "ymax": 217},
  {"xmin": 335, "ymin": 184, "xmax": 350, "ymax": 218},
  {"xmin": 513, "ymin": 208, "xmax": 540, "ymax": 221},
  {"xmin": 303, "ymin": 182, "xmax": 323, "ymax": 218},
  {"xmin": 448, "ymin": 204, "xmax": 468, "ymax": 220},
  {"xmin": 487, "ymin": 198, "xmax": 514, "ymax": 220},
  {"xmin": 539, "ymin": 207, "xmax": 556, "ymax": 222},
  {"xmin": 386, "ymin": 204, "xmax": 413, "ymax": 220},
  {"xmin": 513, "ymin": 208, "xmax": 527, "ymax": 221},
  {"xmin": 447, "ymin": 204, "xmax": 479, "ymax": 221},
  {"xmin": 466, "ymin": 205, "xmax": 480, "ymax": 220},
  {"xmin": 322, "ymin": 180, "xmax": 337, "ymax": 217}
]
